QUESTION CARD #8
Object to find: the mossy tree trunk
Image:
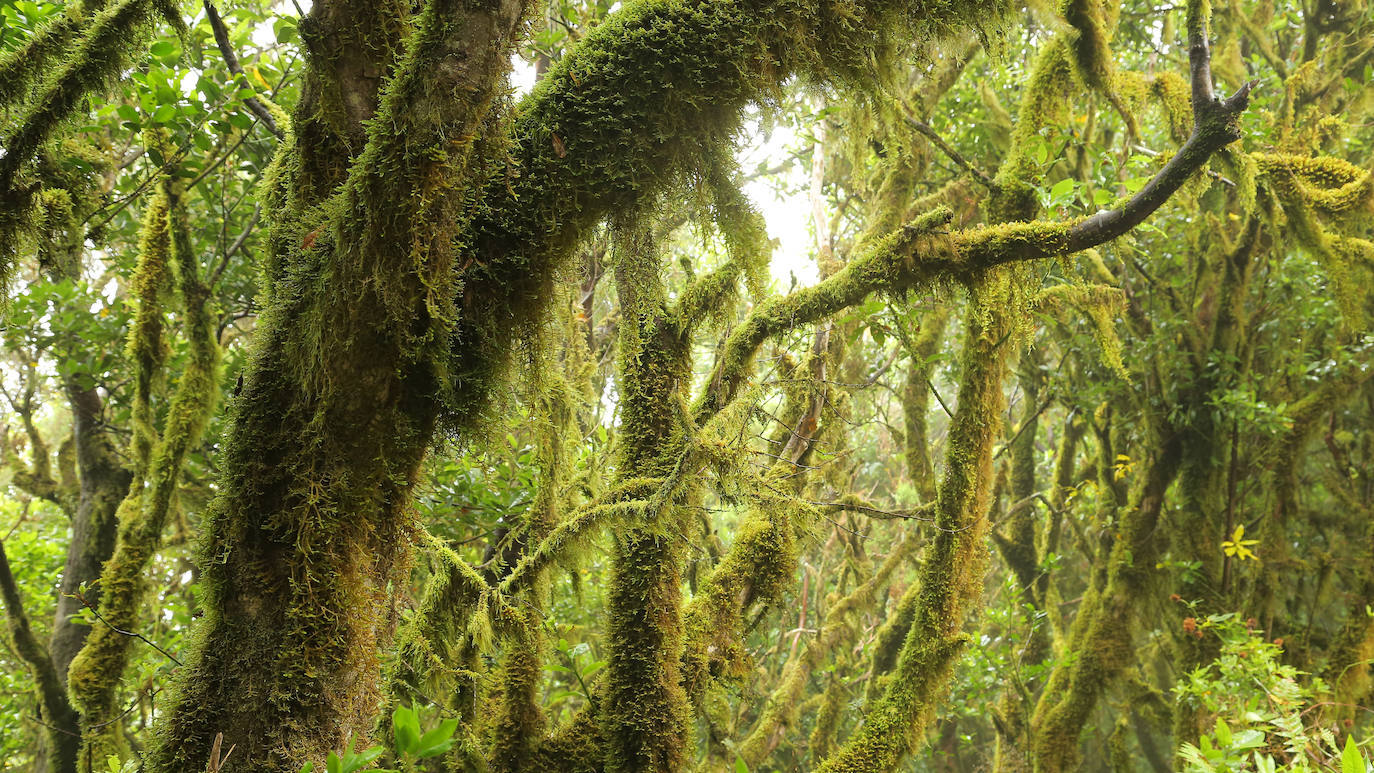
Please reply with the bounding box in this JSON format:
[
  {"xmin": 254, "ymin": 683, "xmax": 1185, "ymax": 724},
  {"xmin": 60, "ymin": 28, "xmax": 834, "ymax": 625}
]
[
  {"xmin": 142, "ymin": 1, "xmax": 528, "ymax": 769},
  {"xmin": 601, "ymin": 224, "xmax": 692, "ymax": 773},
  {"xmin": 68, "ymin": 171, "xmax": 222, "ymax": 763},
  {"xmin": 818, "ymin": 275, "xmax": 1014, "ymax": 772},
  {"xmin": 49, "ymin": 385, "xmax": 131, "ymax": 687}
]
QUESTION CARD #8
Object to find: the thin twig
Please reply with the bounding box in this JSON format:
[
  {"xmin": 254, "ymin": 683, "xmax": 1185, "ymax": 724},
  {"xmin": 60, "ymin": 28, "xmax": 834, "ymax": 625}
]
[
  {"xmin": 904, "ymin": 117, "xmax": 997, "ymax": 190},
  {"xmin": 71, "ymin": 587, "xmax": 183, "ymax": 666}
]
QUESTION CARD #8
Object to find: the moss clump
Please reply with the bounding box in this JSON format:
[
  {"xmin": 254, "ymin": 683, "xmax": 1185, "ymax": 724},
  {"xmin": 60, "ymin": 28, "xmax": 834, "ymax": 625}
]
[
  {"xmin": 821, "ymin": 275, "xmax": 1013, "ymax": 772},
  {"xmin": 67, "ymin": 172, "xmax": 221, "ymax": 760}
]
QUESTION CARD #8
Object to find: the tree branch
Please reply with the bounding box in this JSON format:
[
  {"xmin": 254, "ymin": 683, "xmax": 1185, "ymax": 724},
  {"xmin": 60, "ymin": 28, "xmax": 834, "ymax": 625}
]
[
  {"xmin": 696, "ymin": 19, "xmax": 1253, "ymax": 424},
  {"xmin": 202, "ymin": 1, "xmax": 284, "ymax": 139}
]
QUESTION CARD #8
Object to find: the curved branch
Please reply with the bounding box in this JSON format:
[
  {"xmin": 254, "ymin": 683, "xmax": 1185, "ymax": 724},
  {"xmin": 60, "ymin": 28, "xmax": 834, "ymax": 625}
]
[{"xmin": 697, "ymin": 61, "xmax": 1253, "ymax": 426}]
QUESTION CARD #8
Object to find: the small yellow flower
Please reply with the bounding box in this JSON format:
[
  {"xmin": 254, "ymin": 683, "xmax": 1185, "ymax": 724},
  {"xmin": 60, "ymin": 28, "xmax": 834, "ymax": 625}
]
[{"xmin": 1221, "ymin": 525, "xmax": 1259, "ymax": 561}]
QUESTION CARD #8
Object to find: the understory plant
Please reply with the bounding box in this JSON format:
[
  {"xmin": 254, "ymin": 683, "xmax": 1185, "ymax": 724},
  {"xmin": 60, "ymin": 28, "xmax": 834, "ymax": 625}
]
[{"xmin": 1176, "ymin": 614, "xmax": 1373, "ymax": 772}]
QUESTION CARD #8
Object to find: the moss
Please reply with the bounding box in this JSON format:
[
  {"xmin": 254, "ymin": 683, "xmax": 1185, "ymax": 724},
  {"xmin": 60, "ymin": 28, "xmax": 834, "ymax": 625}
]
[
  {"xmin": 1254, "ymin": 153, "xmax": 1374, "ymax": 216},
  {"xmin": 1034, "ymin": 283, "xmax": 1130, "ymax": 379},
  {"xmin": 902, "ymin": 307, "xmax": 953, "ymax": 502},
  {"xmin": 126, "ymin": 178, "xmax": 173, "ymax": 474},
  {"xmin": 1028, "ymin": 429, "xmax": 1183, "ymax": 772},
  {"xmin": 0, "ymin": 0, "xmax": 160, "ymax": 190},
  {"xmin": 696, "ymin": 206, "xmax": 958, "ymax": 421},
  {"xmin": 738, "ymin": 532, "xmax": 921, "ymax": 769},
  {"xmin": 0, "ymin": 1, "xmax": 97, "ymax": 109},
  {"xmin": 144, "ymin": 1, "xmax": 530, "ymax": 766},
  {"xmin": 450, "ymin": 0, "xmax": 1013, "ymax": 438},
  {"xmin": 599, "ymin": 222, "xmax": 694, "ymax": 773},
  {"xmin": 489, "ymin": 617, "xmax": 546, "ymax": 773},
  {"xmin": 68, "ymin": 172, "xmax": 221, "ymax": 759},
  {"xmin": 820, "ymin": 277, "xmax": 1013, "ymax": 772},
  {"xmin": 808, "ymin": 672, "xmax": 847, "ymax": 760},
  {"xmin": 529, "ymin": 704, "xmax": 607, "ymax": 773},
  {"xmin": 0, "ymin": 540, "xmax": 82, "ymax": 773}
]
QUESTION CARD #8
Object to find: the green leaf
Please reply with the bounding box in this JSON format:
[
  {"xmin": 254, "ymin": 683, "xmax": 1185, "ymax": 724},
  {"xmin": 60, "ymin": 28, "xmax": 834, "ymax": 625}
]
[
  {"xmin": 150, "ymin": 40, "xmax": 175, "ymax": 58},
  {"xmin": 1049, "ymin": 177, "xmax": 1075, "ymax": 201},
  {"xmin": 392, "ymin": 705, "xmax": 421, "ymax": 756},
  {"xmin": 1213, "ymin": 717, "xmax": 1232, "ymax": 747},
  {"xmin": 343, "ymin": 746, "xmax": 384, "ymax": 773},
  {"xmin": 415, "ymin": 718, "xmax": 459, "ymax": 758},
  {"xmin": 1231, "ymin": 728, "xmax": 1265, "ymax": 749},
  {"xmin": 734, "ymin": 757, "xmax": 750, "ymax": 773},
  {"xmin": 274, "ymin": 16, "xmax": 299, "ymax": 42},
  {"xmin": 1343, "ymin": 735, "xmax": 1364, "ymax": 773},
  {"xmin": 228, "ymin": 111, "xmax": 255, "ymax": 130}
]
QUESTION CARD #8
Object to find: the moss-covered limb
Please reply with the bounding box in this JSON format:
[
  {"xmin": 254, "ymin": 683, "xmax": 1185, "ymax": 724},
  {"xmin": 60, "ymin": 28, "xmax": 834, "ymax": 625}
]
[
  {"xmin": 1253, "ymin": 362, "xmax": 1373, "ymax": 643},
  {"xmin": 68, "ymin": 176, "xmax": 222, "ymax": 762},
  {"xmin": 736, "ymin": 532, "xmax": 921, "ymax": 769},
  {"xmin": 46, "ymin": 176, "xmax": 171, "ymax": 706},
  {"xmin": 490, "ymin": 370, "xmax": 570, "ymax": 772},
  {"xmin": 498, "ymin": 498, "xmax": 649, "ymax": 595},
  {"xmin": 450, "ymin": 0, "xmax": 1014, "ymax": 434},
  {"xmin": 386, "ymin": 535, "xmax": 496, "ymax": 737},
  {"xmin": 144, "ymin": 1, "xmax": 528, "ymax": 768},
  {"xmin": 0, "ymin": 539, "xmax": 81, "ymax": 773},
  {"xmin": 863, "ymin": 575, "xmax": 921, "ymax": 702},
  {"xmin": 1035, "ymin": 411, "xmax": 1085, "ymax": 647},
  {"xmin": 855, "ymin": 307, "xmax": 955, "ymax": 702},
  {"xmin": 989, "ymin": 356, "xmax": 1050, "ymax": 773},
  {"xmin": 488, "ymin": 616, "xmax": 547, "ymax": 772},
  {"xmin": 818, "ymin": 277, "xmax": 1014, "ymax": 773},
  {"xmin": 599, "ymin": 223, "xmax": 694, "ymax": 773},
  {"xmin": 1253, "ymin": 153, "xmax": 1374, "ymax": 215},
  {"xmin": 673, "ymin": 158, "xmax": 773, "ymax": 327},
  {"xmin": 48, "ymin": 384, "xmax": 132, "ymax": 686},
  {"xmin": 0, "ymin": 1, "xmax": 103, "ymax": 109},
  {"xmin": 0, "ymin": 0, "xmax": 165, "ymax": 286},
  {"xmin": 901, "ymin": 307, "xmax": 953, "ymax": 503},
  {"xmin": 681, "ymin": 324, "xmax": 836, "ymax": 710},
  {"xmin": 0, "ymin": 0, "xmax": 161, "ymax": 193},
  {"xmin": 1, "ymin": 372, "xmax": 76, "ymax": 514},
  {"xmin": 529, "ymin": 703, "xmax": 607, "ymax": 773},
  {"xmin": 695, "ymin": 207, "xmax": 958, "ymax": 422},
  {"xmin": 1325, "ymin": 517, "xmax": 1374, "ymax": 713},
  {"xmin": 695, "ymin": 47, "xmax": 1250, "ymax": 422},
  {"xmin": 126, "ymin": 184, "xmax": 173, "ymax": 476},
  {"xmin": 1027, "ymin": 430, "xmax": 1184, "ymax": 773},
  {"xmin": 283, "ymin": 0, "xmax": 414, "ymax": 205}
]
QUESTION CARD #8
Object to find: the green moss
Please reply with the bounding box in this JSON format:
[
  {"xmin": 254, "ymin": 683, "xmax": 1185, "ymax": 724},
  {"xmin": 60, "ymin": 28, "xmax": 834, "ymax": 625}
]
[
  {"xmin": 450, "ymin": 0, "xmax": 1013, "ymax": 437},
  {"xmin": 600, "ymin": 222, "xmax": 693, "ymax": 773},
  {"xmin": 0, "ymin": 0, "xmax": 159, "ymax": 191},
  {"xmin": 738, "ymin": 531, "xmax": 920, "ymax": 769},
  {"xmin": 821, "ymin": 277, "xmax": 1013, "ymax": 772},
  {"xmin": 68, "ymin": 172, "xmax": 221, "ymax": 760},
  {"xmin": 144, "ymin": 1, "xmax": 529, "ymax": 765},
  {"xmin": 0, "ymin": 2, "xmax": 94, "ymax": 109},
  {"xmin": 1034, "ymin": 283, "xmax": 1130, "ymax": 380}
]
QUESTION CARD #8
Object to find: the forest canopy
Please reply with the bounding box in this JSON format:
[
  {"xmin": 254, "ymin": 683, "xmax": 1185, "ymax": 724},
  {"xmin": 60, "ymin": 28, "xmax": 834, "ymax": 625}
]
[{"xmin": 0, "ymin": 0, "xmax": 1372, "ymax": 771}]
